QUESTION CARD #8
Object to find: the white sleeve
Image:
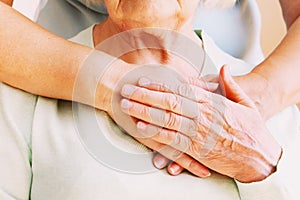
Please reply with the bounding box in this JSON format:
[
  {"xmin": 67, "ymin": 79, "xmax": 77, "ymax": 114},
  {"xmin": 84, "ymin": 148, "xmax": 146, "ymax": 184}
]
[{"xmin": 0, "ymin": 83, "xmax": 37, "ymax": 200}]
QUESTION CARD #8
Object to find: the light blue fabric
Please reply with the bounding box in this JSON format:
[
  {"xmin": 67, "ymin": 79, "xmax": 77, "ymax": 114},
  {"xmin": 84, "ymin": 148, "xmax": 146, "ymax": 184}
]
[
  {"xmin": 37, "ymin": 0, "xmax": 107, "ymax": 38},
  {"xmin": 76, "ymin": 0, "xmax": 107, "ymax": 14}
]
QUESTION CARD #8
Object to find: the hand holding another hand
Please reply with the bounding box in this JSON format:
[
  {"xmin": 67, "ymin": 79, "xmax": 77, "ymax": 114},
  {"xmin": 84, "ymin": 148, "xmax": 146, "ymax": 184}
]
[{"xmin": 121, "ymin": 66, "xmax": 282, "ymax": 183}]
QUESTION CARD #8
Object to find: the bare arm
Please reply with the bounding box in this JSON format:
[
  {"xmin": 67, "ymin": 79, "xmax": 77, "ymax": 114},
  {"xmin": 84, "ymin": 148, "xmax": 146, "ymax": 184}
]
[
  {"xmin": 235, "ymin": 0, "xmax": 300, "ymax": 119},
  {"xmin": 0, "ymin": 2, "xmax": 132, "ymax": 112},
  {"xmin": 0, "ymin": 2, "xmax": 93, "ymax": 100},
  {"xmin": 279, "ymin": 0, "xmax": 300, "ymax": 29},
  {"xmin": 1, "ymin": 0, "xmax": 12, "ymax": 6},
  {"xmin": 149, "ymin": 0, "xmax": 300, "ymax": 176}
]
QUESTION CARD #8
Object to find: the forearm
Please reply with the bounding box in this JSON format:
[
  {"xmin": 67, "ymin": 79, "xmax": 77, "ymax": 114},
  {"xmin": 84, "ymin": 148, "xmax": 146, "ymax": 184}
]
[
  {"xmin": 0, "ymin": 3, "xmax": 92, "ymax": 101},
  {"xmin": 256, "ymin": 16, "xmax": 300, "ymax": 111},
  {"xmin": 279, "ymin": 0, "xmax": 300, "ymax": 29},
  {"xmin": 1, "ymin": 0, "xmax": 12, "ymax": 6},
  {"xmin": 236, "ymin": 16, "xmax": 300, "ymax": 120}
]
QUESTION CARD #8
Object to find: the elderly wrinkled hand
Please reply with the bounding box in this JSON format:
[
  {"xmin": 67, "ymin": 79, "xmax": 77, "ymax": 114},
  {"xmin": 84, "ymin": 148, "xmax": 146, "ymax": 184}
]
[{"xmin": 121, "ymin": 66, "xmax": 282, "ymax": 183}]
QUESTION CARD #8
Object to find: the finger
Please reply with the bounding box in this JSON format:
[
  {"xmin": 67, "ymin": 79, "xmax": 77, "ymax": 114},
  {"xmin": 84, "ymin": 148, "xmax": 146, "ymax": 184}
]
[
  {"xmin": 137, "ymin": 121, "xmax": 195, "ymax": 153},
  {"xmin": 200, "ymin": 74, "xmax": 219, "ymax": 83},
  {"xmin": 219, "ymin": 65, "xmax": 256, "ymax": 108},
  {"xmin": 188, "ymin": 76, "xmax": 219, "ymax": 92},
  {"xmin": 137, "ymin": 77, "xmax": 180, "ymax": 93},
  {"xmin": 152, "ymin": 152, "xmax": 170, "ymax": 169},
  {"xmin": 137, "ymin": 77, "xmax": 215, "ymax": 102},
  {"xmin": 121, "ymin": 99, "xmax": 203, "ymax": 138},
  {"xmin": 138, "ymin": 124, "xmax": 211, "ymax": 178},
  {"xmin": 139, "ymin": 76, "xmax": 218, "ymax": 92},
  {"xmin": 167, "ymin": 162, "xmax": 185, "ymax": 176},
  {"xmin": 168, "ymin": 157, "xmax": 211, "ymax": 178},
  {"xmin": 141, "ymin": 139, "xmax": 210, "ymax": 178},
  {"xmin": 121, "ymin": 84, "xmax": 201, "ymax": 118}
]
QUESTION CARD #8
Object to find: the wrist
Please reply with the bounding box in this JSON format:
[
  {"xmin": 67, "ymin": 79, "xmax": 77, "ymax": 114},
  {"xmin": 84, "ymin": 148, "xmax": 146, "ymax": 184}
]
[
  {"xmin": 95, "ymin": 58, "xmax": 136, "ymax": 114},
  {"xmin": 233, "ymin": 70, "xmax": 279, "ymax": 120},
  {"xmin": 72, "ymin": 50, "xmax": 127, "ymax": 112}
]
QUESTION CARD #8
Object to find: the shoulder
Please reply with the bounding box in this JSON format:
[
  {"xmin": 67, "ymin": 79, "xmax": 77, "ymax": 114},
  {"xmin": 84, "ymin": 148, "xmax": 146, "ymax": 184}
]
[{"xmin": 200, "ymin": 31, "xmax": 254, "ymax": 76}]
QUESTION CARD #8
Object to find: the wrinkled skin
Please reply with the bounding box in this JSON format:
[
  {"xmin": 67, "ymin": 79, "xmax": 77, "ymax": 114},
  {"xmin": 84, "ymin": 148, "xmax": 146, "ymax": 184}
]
[
  {"xmin": 120, "ymin": 66, "xmax": 282, "ymax": 183},
  {"xmin": 94, "ymin": 0, "xmax": 202, "ymax": 112},
  {"xmin": 92, "ymin": 0, "xmax": 212, "ymax": 178},
  {"xmin": 104, "ymin": 0, "xmax": 200, "ymax": 30},
  {"xmin": 91, "ymin": 0, "xmax": 282, "ymax": 182}
]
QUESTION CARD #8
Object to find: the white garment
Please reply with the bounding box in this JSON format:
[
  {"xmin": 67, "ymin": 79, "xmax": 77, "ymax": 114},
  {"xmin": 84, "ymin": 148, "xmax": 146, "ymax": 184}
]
[{"xmin": 0, "ymin": 26, "xmax": 299, "ymax": 200}]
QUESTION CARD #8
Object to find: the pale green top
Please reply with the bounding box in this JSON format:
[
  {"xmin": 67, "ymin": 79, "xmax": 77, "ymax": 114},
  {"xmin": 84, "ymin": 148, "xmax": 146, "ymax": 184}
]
[{"xmin": 0, "ymin": 25, "xmax": 299, "ymax": 200}]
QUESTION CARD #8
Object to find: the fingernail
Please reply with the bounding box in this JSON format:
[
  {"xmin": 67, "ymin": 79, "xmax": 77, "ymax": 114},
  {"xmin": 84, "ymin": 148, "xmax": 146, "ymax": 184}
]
[
  {"xmin": 137, "ymin": 121, "xmax": 147, "ymax": 130},
  {"xmin": 139, "ymin": 77, "xmax": 151, "ymax": 86},
  {"xmin": 199, "ymin": 169, "xmax": 211, "ymax": 178},
  {"xmin": 121, "ymin": 99, "xmax": 132, "ymax": 109},
  {"xmin": 121, "ymin": 84, "xmax": 135, "ymax": 96},
  {"xmin": 169, "ymin": 164, "xmax": 181, "ymax": 175},
  {"xmin": 137, "ymin": 123, "xmax": 157, "ymax": 138},
  {"xmin": 204, "ymin": 172, "xmax": 211, "ymax": 177},
  {"xmin": 200, "ymin": 170, "xmax": 211, "ymax": 178},
  {"xmin": 207, "ymin": 82, "xmax": 219, "ymax": 91},
  {"xmin": 190, "ymin": 162, "xmax": 211, "ymax": 178},
  {"xmin": 154, "ymin": 157, "xmax": 168, "ymax": 169}
]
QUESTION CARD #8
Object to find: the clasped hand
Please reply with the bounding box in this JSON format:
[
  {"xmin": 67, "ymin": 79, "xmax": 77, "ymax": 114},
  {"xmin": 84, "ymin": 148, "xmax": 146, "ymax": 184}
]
[{"xmin": 120, "ymin": 66, "xmax": 282, "ymax": 183}]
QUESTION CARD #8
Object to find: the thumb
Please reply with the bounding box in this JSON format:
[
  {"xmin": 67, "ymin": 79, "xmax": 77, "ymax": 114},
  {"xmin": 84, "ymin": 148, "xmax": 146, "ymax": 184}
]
[{"xmin": 219, "ymin": 65, "xmax": 256, "ymax": 108}]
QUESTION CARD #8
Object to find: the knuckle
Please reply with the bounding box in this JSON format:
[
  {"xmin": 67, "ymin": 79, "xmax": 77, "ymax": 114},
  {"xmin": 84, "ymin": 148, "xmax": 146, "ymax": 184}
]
[
  {"xmin": 138, "ymin": 89, "xmax": 148, "ymax": 102},
  {"xmin": 170, "ymin": 149, "xmax": 183, "ymax": 161},
  {"xmin": 164, "ymin": 112, "xmax": 180, "ymax": 128},
  {"xmin": 175, "ymin": 133, "xmax": 192, "ymax": 152},
  {"xmin": 188, "ymin": 77, "xmax": 197, "ymax": 85},
  {"xmin": 190, "ymin": 77, "xmax": 205, "ymax": 87},
  {"xmin": 187, "ymin": 120, "xmax": 198, "ymax": 135},
  {"xmin": 186, "ymin": 101, "xmax": 201, "ymax": 118},
  {"xmin": 158, "ymin": 144, "xmax": 182, "ymax": 161},
  {"xmin": 173, "ymin": 132, "xmax": 182, "ymax": 146},
  {"xmin": 189, "ymin": 143, "xmax": 206, "ymax": 159},
  {"xmin": 137, "ymin": 105, "xmax": 150, "ymax": 120},
  {"xmin": 165, "ymin": 94, "xmax": 182, "ymax": 112},
  {"xmin": 188, "ymin": 159, "xmax": 200, "ymax": 171},
  {"xmin": 161, "ymin": 82, "xmax": 172, "ymax": 92},
  {"xmin": 177, "ymin": 83, "xmax": 192, "ymax": 97},
  {"xmin": 157, "ymin": 129, "xmax": 170, "ymax": 141}
]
